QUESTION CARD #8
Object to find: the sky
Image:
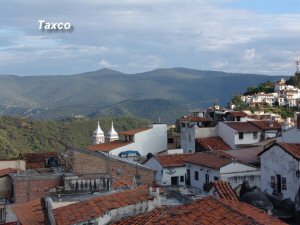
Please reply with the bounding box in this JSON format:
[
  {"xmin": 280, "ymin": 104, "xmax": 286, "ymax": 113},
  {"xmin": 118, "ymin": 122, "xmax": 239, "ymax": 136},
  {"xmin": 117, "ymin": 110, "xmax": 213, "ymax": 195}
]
[{"xmin": 1, "ymin": 0, "xmax": 300, "ymax": 76}]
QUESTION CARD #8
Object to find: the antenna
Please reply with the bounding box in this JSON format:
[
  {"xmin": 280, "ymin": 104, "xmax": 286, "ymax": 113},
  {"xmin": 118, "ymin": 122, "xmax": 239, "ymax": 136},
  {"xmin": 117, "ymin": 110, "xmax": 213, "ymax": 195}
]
[{"xmin": 295, "ymin": 56, "xmax": 300, "ymax": 73}]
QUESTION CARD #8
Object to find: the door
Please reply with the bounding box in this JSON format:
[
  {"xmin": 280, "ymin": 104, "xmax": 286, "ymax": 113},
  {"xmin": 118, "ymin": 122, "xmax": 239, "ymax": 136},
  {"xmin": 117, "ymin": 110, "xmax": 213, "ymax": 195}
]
[
  {"xmin": 171, "ymin": 176, "xmax": 179, "ymax": 185},
  {"xmin": 186, "ymin": 169, "xmax": 191, "ymax": 185},
  {"xmin": 276, "ymin": 174, "xmax": 282, "ymax": 194}
]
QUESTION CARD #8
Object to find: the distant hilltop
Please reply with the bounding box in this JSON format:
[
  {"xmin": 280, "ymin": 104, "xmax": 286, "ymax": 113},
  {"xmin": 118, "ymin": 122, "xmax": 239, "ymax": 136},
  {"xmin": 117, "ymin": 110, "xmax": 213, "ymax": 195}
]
[{"xmin": 0, "ymin": 68, "xmax": 281, "ymax": 122}]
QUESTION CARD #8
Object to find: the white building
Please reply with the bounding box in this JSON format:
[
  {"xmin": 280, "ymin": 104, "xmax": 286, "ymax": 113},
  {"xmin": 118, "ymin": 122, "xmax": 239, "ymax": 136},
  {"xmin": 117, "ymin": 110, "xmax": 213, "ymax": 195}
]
[
  {"xmin": 143, "ymin": 154, "xmax": 192, "ymax": 186},
  {"xmin": 93, "ymin": 121, "xmax": 105, "ymax": 144},
  {"xmin": 259, "ymin": 143, "xmax": 300, "ymax": 200},
  {"xmin": 88, "ymin": 124, "xmax": 168, "ymax": 157},
  {"xmin": 179, "ymin": 116, "xmax": 217, "ymax": 153},
  {"xmin": 280, "ymin": 113, "xmax": 300, "ymax": 144},
  {"xmin": 185, "ymin": 151, "xmax": 260, "ymax": 192},
  {"xmin": 218, "ymin": 121, "xmax": 262, "ymax": 148}
]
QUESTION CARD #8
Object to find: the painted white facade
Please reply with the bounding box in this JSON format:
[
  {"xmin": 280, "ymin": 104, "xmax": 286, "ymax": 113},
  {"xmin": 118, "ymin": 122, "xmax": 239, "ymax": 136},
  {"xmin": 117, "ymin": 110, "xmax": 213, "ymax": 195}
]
[
  {"xmin": 280, "ymin": 127, "xmax": 300, "ymax": 143},
  {"xmin": 109, "ymin": 124, "xmax": 168, "ymax": 157},
  {"xmin": 181, "ymin": 125, "xmax": 217, "ymax": 153},
  {"xmin": 260, "ymin": 145, "xmax": 300, "ymax": 200},
  {"xmin": 218, "ymin": 122, "xmax": 261, "ymax": 148},
  {"xmin": 144, "ymin": 157, "xmax": 186, "ymax": 186},
  {"xmin": 187, "ymin": 162, "xmax": 260, "ymax": 193}
]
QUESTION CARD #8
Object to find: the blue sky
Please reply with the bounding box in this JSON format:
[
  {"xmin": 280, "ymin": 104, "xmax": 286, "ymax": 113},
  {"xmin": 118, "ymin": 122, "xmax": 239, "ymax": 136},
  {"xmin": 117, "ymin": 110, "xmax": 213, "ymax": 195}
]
[{"xmin": 0, "ymin": 0, "xmax": 300, "ymax": 76}]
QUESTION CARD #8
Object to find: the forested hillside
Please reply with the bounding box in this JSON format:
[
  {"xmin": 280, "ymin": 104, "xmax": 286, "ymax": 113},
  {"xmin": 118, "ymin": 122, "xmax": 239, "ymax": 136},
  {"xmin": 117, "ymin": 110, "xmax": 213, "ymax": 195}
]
[{"xmin": 0, "ymin": 116, "xmax": 149, "ymax": 159}]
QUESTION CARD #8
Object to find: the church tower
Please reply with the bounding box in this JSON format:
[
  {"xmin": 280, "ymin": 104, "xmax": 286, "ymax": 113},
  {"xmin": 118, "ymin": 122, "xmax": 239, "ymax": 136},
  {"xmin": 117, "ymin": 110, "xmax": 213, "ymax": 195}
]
[
  {"xmin": 93, "ymin": 121, "xmax": 105, "ymax": 144},
  {"xmin": 106, "ymin": 121, "xmax": 119, "ymax": 142}
]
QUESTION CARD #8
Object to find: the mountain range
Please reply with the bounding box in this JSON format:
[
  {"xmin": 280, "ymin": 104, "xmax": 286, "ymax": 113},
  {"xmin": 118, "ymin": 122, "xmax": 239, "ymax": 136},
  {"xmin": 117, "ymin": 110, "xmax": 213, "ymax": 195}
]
[{"xmin": 0, "ymin": 68, "xmax": 283, "ymax": 123}]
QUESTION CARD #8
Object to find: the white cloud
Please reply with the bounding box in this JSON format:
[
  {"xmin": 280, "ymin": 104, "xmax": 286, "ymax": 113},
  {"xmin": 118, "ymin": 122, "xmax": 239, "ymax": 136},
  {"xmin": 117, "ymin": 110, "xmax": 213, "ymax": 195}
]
[
  {"xmin": 243, "ymin": 48, "xmax": 256, "ymax": 61},
  {"xmin": 98, "ymin": 59, "xmax": 116, "ymax": 68},
  {"xmin": 1, "ymin": 1, "xmax": 300, "ymax": 75}
]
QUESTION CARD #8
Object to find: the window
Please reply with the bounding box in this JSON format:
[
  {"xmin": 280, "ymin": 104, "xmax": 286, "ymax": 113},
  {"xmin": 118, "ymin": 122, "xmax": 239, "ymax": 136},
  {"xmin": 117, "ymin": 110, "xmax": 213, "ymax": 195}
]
[
  {"xmin": 239, "ymin": 132, "xmax": 244, "ymax": 139},
  {"xmin": 180, "ymin": 176, "xmax": 184, "ymax": 183},
  {"xmin": 194, "ymin": 171, "xmax": 199, "ymax": 181},
  {"xmin": 253, "ymin": 132, "xmax": 258, "ymax": 139},
  {"xmin": 188, "ymin": 134, "xmax": 191, "ymax": 142}
]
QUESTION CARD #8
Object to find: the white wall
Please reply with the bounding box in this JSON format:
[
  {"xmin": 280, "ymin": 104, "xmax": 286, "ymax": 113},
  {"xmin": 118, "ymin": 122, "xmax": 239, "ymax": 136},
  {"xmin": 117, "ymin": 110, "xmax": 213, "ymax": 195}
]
[
  {"xmin": 111, "ymin": 124, "xmax": 168, "ymax": 156},
  {"xmin": 181, "ymin": 126, "xmax": 217, "ymax": 153},
  {"xmin": 218, "ymin": 123, "xmax": 235, "ymax": 148},
  {"xmin": 260, "ymin": 145, "xmax": 300, "ymax": 200},
  {"xmin": 220, "ymin": 163, "xmax": 260, "ymax": 188},
  {"xmin": 161, "ymin": 167, "xmax": 186, "ymax": 185},
  {"xmin": 187, "ymin": 162, "xmax": 260, "ymax": 192},
  {"xmin": 234, "ymin": 131, "xmax": 261, "ymax": 146},
  {"xmin": 0, "ymin": 160, "xmax": 26, "ymax": 170},
  {"xmin": 280, "ymin": 127, "xmax": 300, "ymax": 144},
  {"xmin": 143, "ymin": 157, "xmax": 163, "ymax": 185},
  {"xmin": 187, "ymin": 163, "xmax": 220, "ymax": 193},
  {"xmin": 144, "ymin": 157, "xmax": 186, "ymax": 186},
  {"xmin": 218, "ymin": 123, "xmax": 261, "ymax": 148}
]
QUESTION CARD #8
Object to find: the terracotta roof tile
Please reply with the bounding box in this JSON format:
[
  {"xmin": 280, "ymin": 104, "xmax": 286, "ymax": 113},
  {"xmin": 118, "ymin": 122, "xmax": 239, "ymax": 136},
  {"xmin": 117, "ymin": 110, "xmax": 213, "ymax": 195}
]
[
  {"xmin": 154, "ymin": 153, "xmax": 193, "ymax": 168},
  {"xmin": 185, "ymin": 151, "xmax": 233, "ymax": 169},
  {"xmin": 212, "ymin": 181, "xmax": 239, "ymax": 200},
  {"xmin": 278, "ymin": 143, "xmax": 300, "ymax": 159},
  {"xmin": 225, "ymin": 111, "xmax": 248, "ymax": 117},
  {"xmin": 196, "ymin": 137, "xmax": 231, "ymax": 151},
  {"xmin": 112, "ymin": 196, "xmax": 286, "ymax": 225},
  {"xmin": 259, "ymin": 143, "xmax": 300, "ymax": 160},
  {"xmin": 53, "ymin": 185, "xmax": 152, "ymax": 225},
  {"xmin": 226, "ymin": 147, "xmax": 262, "ymax": 165},
  {"xmin": 87, "ymin": 141, "xmax": 132, "ymax": 152},
  {"xmin": 20, "ymin": 152, "xmax": 58, "ymax": 168},
  {"xmin": 119, "ymin": 127, "xmax": 151, "ymax": 136},
  {"xmin": 0, "ymin": 168, "xmax": 17, "ymax": 177},
  {"xmin": 12, "ymin": 198, "xmax": 47, "ymax": 225},
  {"xmin": 225, "ymin": 121, "xmax": 261, "ymax": 132},
  {"xmin": 20, "ymin": 152, "xmax": 58, "ymax": 163},
  {"xmin": 249, "ymin": 120, "xmax": 282, "ymax": 130}
]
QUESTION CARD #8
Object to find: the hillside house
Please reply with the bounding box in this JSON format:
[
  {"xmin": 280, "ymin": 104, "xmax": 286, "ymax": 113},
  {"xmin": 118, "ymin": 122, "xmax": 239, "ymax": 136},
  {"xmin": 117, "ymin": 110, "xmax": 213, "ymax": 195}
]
[
  {"xmin": 143, "ymin": 154, "xmax": 192, "ymax": 186},
  {"xmin": 259, "ymin": 143, "xmax": 300, "ymax": 200},
  {"xmin": 185, "ymin": 151, "xmax": 260, "ymax": 192}
]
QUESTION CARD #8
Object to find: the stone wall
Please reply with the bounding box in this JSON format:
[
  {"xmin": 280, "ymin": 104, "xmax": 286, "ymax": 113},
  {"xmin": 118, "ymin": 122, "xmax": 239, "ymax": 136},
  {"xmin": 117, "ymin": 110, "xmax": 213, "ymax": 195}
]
[{"xmin": 71, "ymin": 149, "xmax": 155, "ymax": 186}]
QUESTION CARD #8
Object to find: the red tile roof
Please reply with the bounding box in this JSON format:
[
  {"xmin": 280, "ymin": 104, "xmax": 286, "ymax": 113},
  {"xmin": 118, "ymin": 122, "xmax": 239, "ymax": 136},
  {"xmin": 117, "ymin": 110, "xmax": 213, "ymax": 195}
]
[
  {"xmin": 250, "ymin": 120, "xmax": 282, "ymax": 130},
  {"xmin": 225, "ymin": 121, "xmax": 261, "ymax": 132},
  {"xmin": 259, "ymin": 143, "xmax": 300, "ymax": 160},
  {"xmin": 112, "ymin": 196, "xmax": 286, "ymax": 225},
  {"xmin": 87, "ymin": 141, "xmax": 132, "ymax": 152},
  {"xmin": 196, "ymin": 137, "xmax": 231, "ymax": 151},
  {"xmin": 185, "ymin": 151, "xmax": 233, "ymax": 169},
  {"xmin": 226, "ymin": 147, "xmax": 262, "ymax": 165},
  {"xmin": 180, "ymin": 116, "xmax": 212, "ymax": 122},
  {"xmin": 12, "ymin": 198, "xmax": 46, "ymax": 225},
  {"xmin": 225, "ymin": 111, "xmax": 248, "ymax": 117},
  {"xmin": 0, "ymin": 168, "xmax": 17, "ymax": 178},
  {"xmin": 113, "ymin": 177, "xmax": 131, "ymax": 189},
  {"xmin": 154, "ymin": 153, "xmax": 193, "ymax": 168},
  {"xmin": 53, "ymin": 185, "xmax": 153, "ymax": 225},
  {"xmin": 119, "ymin": 127, "xmax": 151, "ymax": 136},
  {"xmin": 19, "ymin": 152, "xmax": 58, "ymax": 169},
  {"xmin": 211, "ymin": 181, "xmax": 238, "ymax": 200}
]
